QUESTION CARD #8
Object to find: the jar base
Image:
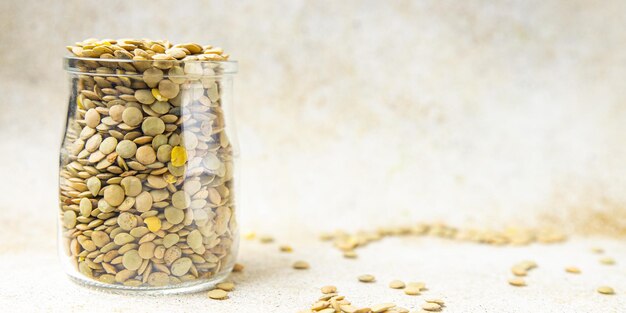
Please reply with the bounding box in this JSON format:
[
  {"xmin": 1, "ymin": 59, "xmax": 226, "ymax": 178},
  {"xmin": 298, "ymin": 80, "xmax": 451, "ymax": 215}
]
[{"xmin": 66, "ymin": 269, "xmax": 232, "ymax": 295}]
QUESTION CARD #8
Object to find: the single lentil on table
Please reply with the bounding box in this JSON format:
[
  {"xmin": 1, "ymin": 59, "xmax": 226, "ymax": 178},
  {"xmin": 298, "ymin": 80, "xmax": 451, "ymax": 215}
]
[{"xmin": 59, "ymin": 38, "xmax": 237, "ymax": 287}]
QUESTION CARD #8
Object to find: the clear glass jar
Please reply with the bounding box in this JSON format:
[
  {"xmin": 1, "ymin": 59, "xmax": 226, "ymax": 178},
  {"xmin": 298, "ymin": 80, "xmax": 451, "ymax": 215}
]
[{"xmin": 59, "ymin": 56, "xmax": 239, "ymax": 293}]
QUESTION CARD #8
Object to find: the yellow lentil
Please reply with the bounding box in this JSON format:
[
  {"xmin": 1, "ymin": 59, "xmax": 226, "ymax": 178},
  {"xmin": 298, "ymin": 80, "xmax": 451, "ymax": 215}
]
[
  {"xmin": 170, "ymin": 146, "xmax": 187, "ymax": 167},
  {"xmin": 144, "ymin": 216, "xmax": 162, "ymax": 232},
  {"xmin": 151, "ymin": 88, "xmax": 168, "ymax": 101}
]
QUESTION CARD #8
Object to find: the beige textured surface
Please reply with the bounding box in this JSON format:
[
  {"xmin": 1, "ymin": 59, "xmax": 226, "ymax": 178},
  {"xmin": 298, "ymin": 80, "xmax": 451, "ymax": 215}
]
[
  {"xmin": 0, "ymin": 0, "xmax": 625, "ymax": 312},
  {"xmin": 1, "ymin": 235, "xmax": 625, "ymax": 312}
]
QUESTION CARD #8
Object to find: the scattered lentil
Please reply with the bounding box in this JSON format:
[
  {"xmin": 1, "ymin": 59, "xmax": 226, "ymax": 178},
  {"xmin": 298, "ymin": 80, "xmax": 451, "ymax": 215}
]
[
  {"xmin": 232, "ymin": 263, "xmax": 244, "ymax": 272},
  {"xmin": 371, "ymin": 303, "xmax": 395, "ymax": 313},
  {"xmin": 293, "ymin": 260, "xmax": 310, "ymax": 270},
  {"xmin": 389, "ymin": 280, "xmax": 406, "ymax": 289},
  {"xmin": 425, "ymin": 299, "xmax": 445, "ymax": 305},
  {"xmin": 404, "ymin": 286, "xmax": 421, "ymax": 296},
  {"xmin": 216, "ymin": 281, "xmax": 235, "ymax": 291},
  {"xmin": 207, "ymin": 289, "xmax": 229, "ymax": 300},
  {"xmin": 508, "ymin": 277, "xmax": 526, "ymax": 287},
  {"xmin": 421, "ymin": 302, "xmax": 441, "ymax": 312},
  {"xmin": 343, "ymin": 251, "xmax": 358, "ymax": 259},
  {"xmin": 597, "ymin": 286, "xmax": 615, "ymax": 295},
  {"xmin": 260, "ymin": 235, "xmax": 274, "ymax": 243},
  {"xmin": 407, "ymin": 282, "xmax": 426, "ymax": 290},
  {"xmin": 358, "ymin": 274, "xmax": 375, "ymax": 283},
  {"xmin": 511, "ymin": 260, "xmax": 537, "ymax": 277}
]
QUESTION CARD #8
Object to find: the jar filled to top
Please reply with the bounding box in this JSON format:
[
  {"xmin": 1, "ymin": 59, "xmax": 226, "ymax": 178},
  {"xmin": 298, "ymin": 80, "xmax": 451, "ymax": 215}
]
[{"xmin": 59, "ymin": 38, "xmax": 239, "ymax": 293}]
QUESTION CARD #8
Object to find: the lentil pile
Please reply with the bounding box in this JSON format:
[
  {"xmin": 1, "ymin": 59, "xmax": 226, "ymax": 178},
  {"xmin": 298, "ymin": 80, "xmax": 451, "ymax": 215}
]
[
  {"xmin": 59, "ymin": 38, "xmax": 237, "ymax": 288},
  {"xmin": 298, "ymin": 286, "xmax": 446, "ymax": 313},
  {"xmin": 322, "ymin": 223, "xmax": 566, "ymax": 258}
]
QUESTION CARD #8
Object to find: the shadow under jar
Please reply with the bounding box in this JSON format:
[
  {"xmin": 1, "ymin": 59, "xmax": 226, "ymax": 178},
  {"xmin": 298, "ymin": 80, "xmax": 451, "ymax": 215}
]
[{"xmin": 59, "ymin": 56, "xmax": 239, "ymax": 293}]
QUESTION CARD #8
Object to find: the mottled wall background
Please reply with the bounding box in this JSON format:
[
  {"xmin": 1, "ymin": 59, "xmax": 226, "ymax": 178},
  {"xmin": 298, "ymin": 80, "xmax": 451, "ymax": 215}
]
[{"xmin": 1, "ymin": 0, "xmax": 625, "ymax": 240}]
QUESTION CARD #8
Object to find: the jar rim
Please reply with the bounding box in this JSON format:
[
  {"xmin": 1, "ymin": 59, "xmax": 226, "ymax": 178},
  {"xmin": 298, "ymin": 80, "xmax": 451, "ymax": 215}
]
[{"xmin": 63, "ymin": 56, "xmax": 238, "ymax": 77}]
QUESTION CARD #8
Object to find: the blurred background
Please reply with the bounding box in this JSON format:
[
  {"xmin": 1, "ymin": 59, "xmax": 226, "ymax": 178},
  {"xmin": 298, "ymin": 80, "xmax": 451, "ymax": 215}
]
[{"xmin": 1, "ymin": 0, "xmax": 625, "ymax": 242}]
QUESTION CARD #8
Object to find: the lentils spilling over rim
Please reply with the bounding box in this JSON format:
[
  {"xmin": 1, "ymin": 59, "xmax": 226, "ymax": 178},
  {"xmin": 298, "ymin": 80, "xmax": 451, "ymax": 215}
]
[{"xmin": 66, "ymin": 38, "xmax": 230, "ymax": 62}]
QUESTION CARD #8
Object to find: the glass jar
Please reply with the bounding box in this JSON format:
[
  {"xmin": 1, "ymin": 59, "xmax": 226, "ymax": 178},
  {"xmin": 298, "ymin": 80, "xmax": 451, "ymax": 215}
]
[{"xmin": 59, "ymin": 56, "xmax": 239, "ymax": 293}]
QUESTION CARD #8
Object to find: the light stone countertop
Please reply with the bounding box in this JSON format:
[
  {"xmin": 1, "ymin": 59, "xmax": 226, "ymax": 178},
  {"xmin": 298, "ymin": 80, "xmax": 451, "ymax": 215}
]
[{"xmin": 1, "ymin": 231, "xmax": 624, "ymax": 312}]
